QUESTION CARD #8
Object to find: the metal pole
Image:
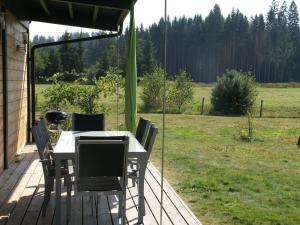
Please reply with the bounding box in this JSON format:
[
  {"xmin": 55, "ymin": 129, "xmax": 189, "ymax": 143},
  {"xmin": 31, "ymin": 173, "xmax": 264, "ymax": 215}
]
[
  {"xmin": 160, "ymin": 0, "xmax": 167, "ymax": 224},
  {"xmin": 116, "ymin": 37, "xmax": 119, "ymax": 130}
]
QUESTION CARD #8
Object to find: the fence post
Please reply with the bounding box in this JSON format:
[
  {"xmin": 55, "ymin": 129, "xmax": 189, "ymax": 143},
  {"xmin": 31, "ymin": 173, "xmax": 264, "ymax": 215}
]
[
  {"xmin": 201, "ymin": 97, "xmax": 205, "ymax": 115},
  {"xmin": 260, "ymin": 100, "xmax": 263, "ymax": 118},
  {"xmin": 35, "ymin": 94, "xmax": 38, "ymax": 111}
]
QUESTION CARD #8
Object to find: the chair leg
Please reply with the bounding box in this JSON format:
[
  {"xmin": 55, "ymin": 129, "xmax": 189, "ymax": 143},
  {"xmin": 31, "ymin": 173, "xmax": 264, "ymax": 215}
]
[
  {"xmin": 118, "ymin": 194, "xmax": 123, "ymax": 218},
  {"xmin": 122, "ymin": 193, "xmax": 126, "ymax": 225},
  {"xmin": 75, "ymin": 196, "xmax": 81, "ymax": 225},
  {"xmin": 42, "ymin": 178, "xmax": 52, "ymax": 217},
  {"xmin": 66, "ymin": 176, "xmax": 72, "ymax": 223},
  {"xmin": 91, "ymin": 196, "xmax": 94, "ymax": 216},
  {"xmin": 96, "ymin": 196, "xmax": 100, "ymax": 218}
]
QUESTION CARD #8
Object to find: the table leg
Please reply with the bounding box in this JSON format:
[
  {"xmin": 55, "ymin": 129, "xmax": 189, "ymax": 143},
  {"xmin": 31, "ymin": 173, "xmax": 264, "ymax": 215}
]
[
  {"xmin": 138, "ymin": 159, "xmax": 147, "ymax": 224},
  {"xmin": 55, "ymin": 159, "xmax": 62, "ymax": 225}
]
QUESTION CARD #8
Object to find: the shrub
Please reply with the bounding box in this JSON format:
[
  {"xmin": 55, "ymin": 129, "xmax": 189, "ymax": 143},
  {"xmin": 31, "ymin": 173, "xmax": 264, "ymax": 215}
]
[
  {"xmin": 42, "ymin": 68, "xmax": 124, "ymax": 114},
  {"xmin": 42, "ymin": 73, "xmax": 76, "ymax": 111},
  {"xmin": 140, "ymin": 67, "xmax": 164, "ymax": 112},
  {"xmin": 211, "ymin": 70, "xmax": 257, "ymax": 115},
  {"xmin": 167, "ymin": 70, "xmax": 194, "ymax": 113}
]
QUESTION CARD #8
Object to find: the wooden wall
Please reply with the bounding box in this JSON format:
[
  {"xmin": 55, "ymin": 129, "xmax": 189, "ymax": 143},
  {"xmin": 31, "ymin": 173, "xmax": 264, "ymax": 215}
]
[
  {"xmin": 0, "ymin": 18, "xmax": 3, "ymax": 172},
  {"xmin": 0, "ymin": 7, "xmax": 28, "ymax": 173}
]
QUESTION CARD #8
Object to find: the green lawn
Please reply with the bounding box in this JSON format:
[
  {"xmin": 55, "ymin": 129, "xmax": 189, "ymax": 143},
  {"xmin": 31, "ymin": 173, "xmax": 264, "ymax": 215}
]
[
  {"xmin": 36, "ymin": 84, "xmax": 300, "ymax": 225},
  {"xmin": 187, "ymin": 85, "xmax": 300, "ymax": 118},
  {"xmin": 147, "ymin": 114, "xmax": 300, "ymax": 225}
]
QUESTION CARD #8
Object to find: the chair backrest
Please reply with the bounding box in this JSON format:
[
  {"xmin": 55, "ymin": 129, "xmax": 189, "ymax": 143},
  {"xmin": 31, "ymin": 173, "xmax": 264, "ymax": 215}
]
[
  {"xmin": 31, "ymin": 125, "xmax": 52, "ymax": 176},
  {"xmin": 37, "ymin": 119, "xmax": 53, "ymax": 150},
  {"xmin": 72, "ymin": 113, "xmax": 105, "ymax": 131},
  {"xmin": 135, "ymin": 117, "xmax": 150, "ymax": 146},
  {"xmin": 75, "ymin": 136, "xmax": 129, "ymax": 179},
  {"xmin": 144, "ymin": 124, "xmax": 158, "ymax": 159}
]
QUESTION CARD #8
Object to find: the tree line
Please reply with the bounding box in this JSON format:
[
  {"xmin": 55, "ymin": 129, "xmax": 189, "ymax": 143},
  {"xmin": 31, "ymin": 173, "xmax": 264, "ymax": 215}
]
[{"xmin": 32, "ymin": 0, "xmax": 300, "ymax": 83}]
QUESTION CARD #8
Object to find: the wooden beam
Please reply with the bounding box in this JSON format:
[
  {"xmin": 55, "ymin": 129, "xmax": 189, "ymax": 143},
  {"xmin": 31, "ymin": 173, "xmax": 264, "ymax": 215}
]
[
  {"xmin": 50, "ymin": 0, "xmax": 131, "ymax": 11},
  {"xmin": 68, "ymin": 2, "xmax": 74, "ymax": 19},
  {"xmin": 39, "ymin": 0, "xmax": 51, "ymax": 16},
  {"xmin": 24, "ymin": 10, "xmax": 119, "ymax": 31},
  {"xmin": 93, "ymin": 6, "xmax": 99, "ymax": 22}
]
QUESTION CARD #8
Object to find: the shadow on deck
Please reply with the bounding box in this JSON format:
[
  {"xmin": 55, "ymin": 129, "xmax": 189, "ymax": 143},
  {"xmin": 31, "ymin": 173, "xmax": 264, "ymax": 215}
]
[{"xmin": 0, "ymin": 145, "xmax": 202, "ymax": 225}]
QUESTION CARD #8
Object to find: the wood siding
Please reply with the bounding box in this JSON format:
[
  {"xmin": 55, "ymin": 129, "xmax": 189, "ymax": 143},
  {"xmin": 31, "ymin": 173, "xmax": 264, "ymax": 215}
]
[
  {"xmin": 0, "ymin": 3, "xmax": 28, "ymax": 173},
  {"xmin": 0, "ymin": 21, "xmax": 3, "ymax": 173}
]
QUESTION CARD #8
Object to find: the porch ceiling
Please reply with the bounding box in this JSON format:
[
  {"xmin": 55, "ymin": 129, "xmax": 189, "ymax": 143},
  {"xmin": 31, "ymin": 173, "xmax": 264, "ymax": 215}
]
[{"xmin": 2, "ymin": 0, "xmax": 136, "ymax": 31}]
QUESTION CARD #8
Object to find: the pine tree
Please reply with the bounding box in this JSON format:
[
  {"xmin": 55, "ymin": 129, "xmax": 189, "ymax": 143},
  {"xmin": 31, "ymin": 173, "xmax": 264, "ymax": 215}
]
[{"xmin": 288, "ymin": 0, "xmax": 300, "ymax": 44}]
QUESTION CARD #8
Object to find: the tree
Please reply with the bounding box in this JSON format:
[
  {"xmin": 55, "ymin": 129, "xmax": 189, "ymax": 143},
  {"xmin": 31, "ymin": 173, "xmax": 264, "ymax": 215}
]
[
  {"xmin": 211, "ymin": 70, "xmax": 257, "ymax": 115},
  {"xmin": 139, "ymin": 32, "xmax": 156, "ymax": 75},
  {"xmin": 167, "ymin": 70, "xmax": 194, "ymax": 113},
  {"xmin": 288, "ymin": 0, "xmax": 300, "ymax": 44},
  {"xmin": 59, "ymin": 31, "xmax": 81, "ymax": 80},
  {"xmin": 140, "ymin": 67, "xmax": 164, "ymax": 112}
]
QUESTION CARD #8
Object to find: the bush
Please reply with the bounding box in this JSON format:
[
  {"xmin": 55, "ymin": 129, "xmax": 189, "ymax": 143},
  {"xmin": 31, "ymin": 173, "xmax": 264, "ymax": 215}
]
[
  {"xmin": 140, "ymin": 67, "xmax": 164, "ymax": 112},
  {"xmin": 42, "ymin": 68, "xmax": 124, "ymax": 114},
  {"xmin": 211, "ymin": 70, "xmax": 257, "ymax": 115},
  {"xmin": 167, "ymin": 70, "xmax": 194, "ymax": 113}
]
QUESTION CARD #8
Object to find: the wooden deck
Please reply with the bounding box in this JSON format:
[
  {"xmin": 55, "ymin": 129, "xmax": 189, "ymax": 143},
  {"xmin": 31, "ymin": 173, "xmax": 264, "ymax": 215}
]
[{"xmin": 0, "ymin": 145, "xmax": 202, "ymax": 225}]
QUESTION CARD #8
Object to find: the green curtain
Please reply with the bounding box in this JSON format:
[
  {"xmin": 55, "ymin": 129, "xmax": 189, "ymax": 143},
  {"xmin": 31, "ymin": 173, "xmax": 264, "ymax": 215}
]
[{"xmin": 125, "ymin": 7, "xmax": 137, "ymax": 132}]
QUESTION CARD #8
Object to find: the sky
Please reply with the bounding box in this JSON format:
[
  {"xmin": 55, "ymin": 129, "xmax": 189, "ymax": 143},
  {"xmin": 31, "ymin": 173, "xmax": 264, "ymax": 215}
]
[{"xmin": 30, "ymin": 0, "xmax": 288, "ymax": 39}]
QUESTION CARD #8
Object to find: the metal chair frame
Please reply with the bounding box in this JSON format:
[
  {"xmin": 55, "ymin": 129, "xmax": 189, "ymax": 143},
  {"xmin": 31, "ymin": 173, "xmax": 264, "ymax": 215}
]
[
  {"xmin": 74, "ymin": 136, "xmax": 129, "ymax": 224},
  {"xmin": 72, "ymin": 113, "xmax": 105, "ymax": 131},
  {"xmin": 31, "ymin": 123, "xmax": 73, "ymax": 222}
]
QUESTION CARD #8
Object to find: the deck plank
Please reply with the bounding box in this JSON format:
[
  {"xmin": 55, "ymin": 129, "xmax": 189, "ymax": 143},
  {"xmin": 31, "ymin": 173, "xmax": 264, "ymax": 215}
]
[
  {"xmin": 6, "ymin": 159, "xmax": 43, "ymax": 225},
  {"xmin": 0, "ymin": 154, "xmax": 39, "ymax": 225},
  {"xmin": 82, "ymin": 196, "xmax": 97, "ymax": 225},
  {"xmin": 0, "ymin": 152, "xmax": 35, "ymax": 208},
  {"xmin": 145, "ymin": 169, "xmax": 188, "ymax": 225},
  {"xmin": 36, "ymin": 185, "xmax": 55, "ymax": 225},
  {"xmin": 128, "ymin": 185, "xmax": 158, "ymax": 225},
  {"xmin": 125, "ymin": 188, "xmax": 138, "ymax": 225},
  {"xmin": 147, "ymin": 163, "xmax": 202, "ymax": 225},
  {"xmin": 107, "ymin": 195, "xmax": 123, "ymax": 225},
  {"xmin": 143, "ymin": 181, "xmax": 173, "ymax": 225},
  {"xmin": 98, "ymin": 196, "xmax": 113, "ymax": 225}
]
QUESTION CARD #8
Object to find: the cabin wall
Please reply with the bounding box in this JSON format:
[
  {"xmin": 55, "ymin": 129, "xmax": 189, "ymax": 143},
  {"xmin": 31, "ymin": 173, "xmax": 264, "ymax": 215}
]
[
  {"xmin": 0, "ymin": 5, "xmax": 28, "ymax": 173},
  {"xmin": 0, "ymin": 18, "xmax": 3, "ymax": 172}
]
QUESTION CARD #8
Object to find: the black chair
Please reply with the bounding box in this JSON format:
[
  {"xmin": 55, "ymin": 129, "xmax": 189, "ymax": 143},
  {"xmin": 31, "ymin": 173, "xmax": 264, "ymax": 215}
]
[
  {"xmin": 72, "ymin": 113, "xmax": 105, "ymax": 131},
  {"xmin": 129, "ymin": 124, "xmax": 158, "ymax": 185},
  {"xmin": 135, "ymin": 117, "xmax": 150, "ymax": 146},
  {"xmin": 31, "ymin": 124, "xmax": 73, "ymax": 221},
  {"xmin": 37, "ymin": 119, "xmax": 54, "ymax": 150},
  {"xmin": 75, "ymin": 136, "xmax": 129, "ymax": 224},
  {"xmin": 129, "ymin": 117, "xmax": 150, "ymax": 172}
]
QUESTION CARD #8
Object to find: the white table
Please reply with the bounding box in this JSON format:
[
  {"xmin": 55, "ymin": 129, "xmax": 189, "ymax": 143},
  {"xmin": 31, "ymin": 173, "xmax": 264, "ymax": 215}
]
[{"xmin": 53, "ymin": 131, "xmax": 147, "ymax": 225}]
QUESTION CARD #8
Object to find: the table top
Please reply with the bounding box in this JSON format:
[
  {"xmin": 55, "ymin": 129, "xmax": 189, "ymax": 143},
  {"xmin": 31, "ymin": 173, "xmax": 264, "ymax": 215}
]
[{"xmin": 53, "ymin": 131, "xmax": 146, "ymax": 158}]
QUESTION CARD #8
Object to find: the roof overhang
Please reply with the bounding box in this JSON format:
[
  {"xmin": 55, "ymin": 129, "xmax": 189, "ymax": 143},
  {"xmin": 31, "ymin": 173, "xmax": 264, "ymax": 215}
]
[{"xmin": 2, "ymin": 0, "xmax": 136, "ymax": 31}]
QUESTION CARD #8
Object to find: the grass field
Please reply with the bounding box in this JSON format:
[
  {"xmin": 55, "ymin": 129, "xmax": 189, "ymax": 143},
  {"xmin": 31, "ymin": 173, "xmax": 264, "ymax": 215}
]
[{"xmin": 36, "ymin": 84, "xmax": 300, "ymax": 225}]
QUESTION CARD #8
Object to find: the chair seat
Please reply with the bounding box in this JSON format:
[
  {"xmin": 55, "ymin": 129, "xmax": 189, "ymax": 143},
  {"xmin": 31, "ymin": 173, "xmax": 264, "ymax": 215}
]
[{"xmin": 77, "ymin": 177, "xmax": 122, "ymax": 192}]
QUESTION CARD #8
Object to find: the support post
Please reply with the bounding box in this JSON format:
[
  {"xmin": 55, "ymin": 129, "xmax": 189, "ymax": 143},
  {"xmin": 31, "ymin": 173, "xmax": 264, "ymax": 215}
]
[
  {"xmin": 201, "ymin": 97, "xmax": 205, "ymax": 115},
  {"xmin": 260, "ymin": 100, "xmax": 263, "ymax": 118}
]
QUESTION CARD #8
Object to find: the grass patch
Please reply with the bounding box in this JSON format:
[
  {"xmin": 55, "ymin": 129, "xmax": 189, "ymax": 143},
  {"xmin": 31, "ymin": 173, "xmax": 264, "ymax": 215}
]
[{"xmin": 147, "ymin": 114, "xmax": 300, "ymax": 225}]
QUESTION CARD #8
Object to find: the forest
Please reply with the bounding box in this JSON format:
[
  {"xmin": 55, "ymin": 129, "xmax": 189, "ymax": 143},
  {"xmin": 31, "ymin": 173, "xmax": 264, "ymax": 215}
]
[{"xmin": 32, "ymin": 0, "xmax": 300, "ymax": 83}]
